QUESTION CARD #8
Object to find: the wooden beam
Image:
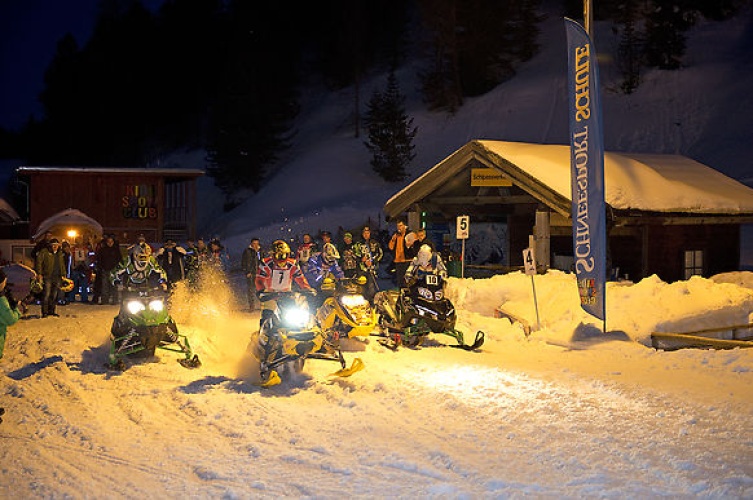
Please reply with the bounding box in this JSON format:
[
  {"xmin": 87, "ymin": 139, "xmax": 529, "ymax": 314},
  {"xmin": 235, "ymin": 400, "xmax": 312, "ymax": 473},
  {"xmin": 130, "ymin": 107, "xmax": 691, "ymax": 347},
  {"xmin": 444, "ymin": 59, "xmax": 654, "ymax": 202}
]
[{"xmin": 432, "ymin": 195, "xmax": 535, "ymax": 205}]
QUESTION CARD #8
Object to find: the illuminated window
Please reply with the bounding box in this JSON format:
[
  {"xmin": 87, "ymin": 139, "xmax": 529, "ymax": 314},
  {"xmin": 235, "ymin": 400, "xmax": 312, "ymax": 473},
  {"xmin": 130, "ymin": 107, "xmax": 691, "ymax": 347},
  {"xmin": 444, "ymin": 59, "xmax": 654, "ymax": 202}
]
[{"xmin": 683, "ymin": 250, "xmax": 704, "ymax": 279}]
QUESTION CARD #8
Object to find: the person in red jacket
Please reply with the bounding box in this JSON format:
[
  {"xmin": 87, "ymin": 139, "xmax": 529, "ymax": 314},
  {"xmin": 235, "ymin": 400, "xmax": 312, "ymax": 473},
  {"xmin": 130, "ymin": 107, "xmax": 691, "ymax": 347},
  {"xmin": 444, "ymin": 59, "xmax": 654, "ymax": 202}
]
[
  {"xmin": 254, "ymin": 240, "xmax": 314, "ymax": 360},
  {"xmin": 255, "ymin": 240, "xmax": 312, "ymax": 295}
]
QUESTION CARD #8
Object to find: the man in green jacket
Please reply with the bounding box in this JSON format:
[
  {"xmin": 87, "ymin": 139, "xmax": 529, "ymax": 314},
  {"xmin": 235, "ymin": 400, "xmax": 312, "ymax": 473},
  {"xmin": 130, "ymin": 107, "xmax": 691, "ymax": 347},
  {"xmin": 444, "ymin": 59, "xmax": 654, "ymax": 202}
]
[
  {"xmin": 0, "ymin": 268, "xmax": 22, "ymax": 359},
  {"xmin": 35, "ymin": 238, "xmax": 66, "ymax": 317},
  {"xmin": 0, "ymin": 268, "xmax": 22, "ymax": 422}
]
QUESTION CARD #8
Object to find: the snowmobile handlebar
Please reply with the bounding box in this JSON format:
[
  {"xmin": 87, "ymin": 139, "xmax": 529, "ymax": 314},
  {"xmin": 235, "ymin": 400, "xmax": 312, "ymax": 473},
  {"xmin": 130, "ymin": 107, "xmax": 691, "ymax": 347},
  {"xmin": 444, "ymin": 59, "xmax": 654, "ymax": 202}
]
[{"xmin": 258, "ymin": 288, "xmax": 316, "ymax": 302}]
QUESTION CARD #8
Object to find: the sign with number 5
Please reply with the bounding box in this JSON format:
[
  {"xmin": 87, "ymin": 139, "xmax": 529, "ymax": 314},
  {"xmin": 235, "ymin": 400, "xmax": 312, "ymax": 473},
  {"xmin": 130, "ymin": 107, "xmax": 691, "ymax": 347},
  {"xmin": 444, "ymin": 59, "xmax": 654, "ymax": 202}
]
[{"xmin": 456, "ymin": 215, "xmax": 470, "ymax": 240}]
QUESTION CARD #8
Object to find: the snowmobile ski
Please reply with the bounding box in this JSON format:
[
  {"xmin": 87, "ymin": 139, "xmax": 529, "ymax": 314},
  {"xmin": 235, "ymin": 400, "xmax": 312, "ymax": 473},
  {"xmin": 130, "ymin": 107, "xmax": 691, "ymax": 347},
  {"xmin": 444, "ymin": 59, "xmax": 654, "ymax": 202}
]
[
  {"xmin": 258, "ymin": 369, "xmax": 282, "ymax": 387},
  {"xmin": 331, "ymin": 357, "xmax": 365, "ymax": 377},
  {"xmin": 178, "ymin": 354, "xmax": 202, "ymax": 368},
  {"xmin": 445, "ymin": 329, "xmax": 485, "ymax": 351}
]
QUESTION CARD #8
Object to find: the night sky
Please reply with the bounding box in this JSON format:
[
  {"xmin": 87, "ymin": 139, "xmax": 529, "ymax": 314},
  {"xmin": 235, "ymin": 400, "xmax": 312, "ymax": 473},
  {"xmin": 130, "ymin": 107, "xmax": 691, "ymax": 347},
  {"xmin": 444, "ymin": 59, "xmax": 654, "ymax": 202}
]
[
  {"xmin": 0, "ymin": 1, "xmax": 102, "ymax": 131},
  {"xmin": 0, "ymin": 0, "xmax": 165, "ymax": 132}
]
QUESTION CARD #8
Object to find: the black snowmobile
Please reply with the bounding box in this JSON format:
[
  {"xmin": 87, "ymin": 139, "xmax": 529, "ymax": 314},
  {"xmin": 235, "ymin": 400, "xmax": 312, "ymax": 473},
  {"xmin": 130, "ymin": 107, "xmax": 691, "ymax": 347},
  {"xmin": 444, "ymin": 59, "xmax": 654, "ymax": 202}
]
[
  {"xmin": 107, "ymin": 285, "xmax": 200, "ymax": 370},
  {"xmin": 373, "ymin": 273, "xmax": 484, "ymax": 350}
]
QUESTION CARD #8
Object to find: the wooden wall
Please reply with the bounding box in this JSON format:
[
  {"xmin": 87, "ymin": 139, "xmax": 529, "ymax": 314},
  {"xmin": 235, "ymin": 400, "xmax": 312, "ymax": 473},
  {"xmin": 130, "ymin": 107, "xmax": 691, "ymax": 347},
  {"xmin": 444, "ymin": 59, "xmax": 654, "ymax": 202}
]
[{"xmin": 26, "ymin": 171, "xmax": 199, "ymax": 244}]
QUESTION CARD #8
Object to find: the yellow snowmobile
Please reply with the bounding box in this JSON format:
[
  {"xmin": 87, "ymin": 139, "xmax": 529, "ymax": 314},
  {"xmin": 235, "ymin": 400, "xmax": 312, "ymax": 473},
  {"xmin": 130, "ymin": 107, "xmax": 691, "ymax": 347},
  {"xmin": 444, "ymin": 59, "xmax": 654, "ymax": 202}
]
[
  {"xmin": 250, "ymin": 291, "xmax": 363, "ymax": 387},
  {"xmin": 315, "ymin": 275, "xmax": 377, "ymax": 348}
]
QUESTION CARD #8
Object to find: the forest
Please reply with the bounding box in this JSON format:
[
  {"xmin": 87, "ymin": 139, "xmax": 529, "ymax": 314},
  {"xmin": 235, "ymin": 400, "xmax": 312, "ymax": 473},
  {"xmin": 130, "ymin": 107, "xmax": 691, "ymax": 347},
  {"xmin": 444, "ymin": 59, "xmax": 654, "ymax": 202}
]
[{"xmin": 0, "ymin": 0, "xmax": 746, "ymax": 203}]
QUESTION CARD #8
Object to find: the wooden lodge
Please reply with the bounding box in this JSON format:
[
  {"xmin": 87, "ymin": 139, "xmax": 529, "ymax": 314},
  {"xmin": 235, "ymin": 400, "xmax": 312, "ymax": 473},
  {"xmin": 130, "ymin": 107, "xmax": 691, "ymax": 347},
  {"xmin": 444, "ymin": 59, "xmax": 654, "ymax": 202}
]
[{"xmin": 384, "ymin": 140, "xmax": 753, "ymax": 282}]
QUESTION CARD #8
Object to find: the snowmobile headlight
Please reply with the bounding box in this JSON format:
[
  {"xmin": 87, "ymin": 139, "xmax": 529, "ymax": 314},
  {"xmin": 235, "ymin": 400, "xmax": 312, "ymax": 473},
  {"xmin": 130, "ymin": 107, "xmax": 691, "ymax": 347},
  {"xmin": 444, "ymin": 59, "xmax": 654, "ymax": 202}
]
[
  {"xmin": 284, "ymin": 307, "xmax": 309, "ymax": 328},
  {"xmin": 341, "ymin": 294, "xmax": 368, "ymax": 308},
  {"xmin": 148, "ymin": 300, "xmax": 164, "ymax": 312},
  {"xmin": 126, "ymin": 300, "xmax": 146, "ymax": 314}
]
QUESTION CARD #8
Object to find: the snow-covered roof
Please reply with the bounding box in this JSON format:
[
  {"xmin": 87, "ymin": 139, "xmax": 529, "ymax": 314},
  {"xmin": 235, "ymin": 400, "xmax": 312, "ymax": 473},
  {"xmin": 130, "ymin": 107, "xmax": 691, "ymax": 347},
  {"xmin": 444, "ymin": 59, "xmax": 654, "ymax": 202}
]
[
  {"xmin": 386, "ymin": 140, "xmax": 753, "ymax": 218},
  {"xmin": 32, "ymin": 208, "xmax": 103, "ymax": 240}
]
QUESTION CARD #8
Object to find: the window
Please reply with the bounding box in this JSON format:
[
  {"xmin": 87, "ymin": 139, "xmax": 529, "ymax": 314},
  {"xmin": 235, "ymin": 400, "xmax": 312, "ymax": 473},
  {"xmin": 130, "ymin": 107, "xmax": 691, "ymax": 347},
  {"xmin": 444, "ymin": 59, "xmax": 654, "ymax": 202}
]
[{"xmin": 683, "ymin": 250, "xmax": 704, "ymax": 279}]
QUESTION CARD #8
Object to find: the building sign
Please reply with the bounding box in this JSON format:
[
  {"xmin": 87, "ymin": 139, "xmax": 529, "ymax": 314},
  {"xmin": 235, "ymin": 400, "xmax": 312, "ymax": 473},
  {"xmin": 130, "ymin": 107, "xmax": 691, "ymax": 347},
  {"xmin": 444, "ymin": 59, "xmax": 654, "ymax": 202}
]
[
  {"xmin": 470, "ymin": 168, "xmax": 512, "ymax": 187},
  {"xmin": 122, "ymin": 184, "xmax": 158, "ymax": 219}
]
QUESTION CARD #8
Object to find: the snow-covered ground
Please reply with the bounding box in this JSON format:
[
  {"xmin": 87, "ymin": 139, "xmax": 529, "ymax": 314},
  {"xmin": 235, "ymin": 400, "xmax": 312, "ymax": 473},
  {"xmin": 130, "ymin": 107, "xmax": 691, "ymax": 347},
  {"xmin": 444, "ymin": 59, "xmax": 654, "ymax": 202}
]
[{"xmin": 0, "ymin": 269, "xmax": 752, "ymax": 497}]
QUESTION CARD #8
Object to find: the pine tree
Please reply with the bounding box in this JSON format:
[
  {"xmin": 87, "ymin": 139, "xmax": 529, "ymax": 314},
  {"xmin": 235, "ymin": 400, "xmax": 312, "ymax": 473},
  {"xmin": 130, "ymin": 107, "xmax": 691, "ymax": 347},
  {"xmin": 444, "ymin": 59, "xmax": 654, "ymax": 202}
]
[
  {"xmin": 616, "ymin": 0, "xmax": 645, "ymax": 94},
  {"xmin": 644, "ymin": 0, "xmax": 697, "ymax": 69},
  {"xmin": 364, "ymin": 71, "xmax": 417, "ymax": 182},
  {"xmin": 205, "ymin": 2, "xmax": 300, "ymax": 208}
]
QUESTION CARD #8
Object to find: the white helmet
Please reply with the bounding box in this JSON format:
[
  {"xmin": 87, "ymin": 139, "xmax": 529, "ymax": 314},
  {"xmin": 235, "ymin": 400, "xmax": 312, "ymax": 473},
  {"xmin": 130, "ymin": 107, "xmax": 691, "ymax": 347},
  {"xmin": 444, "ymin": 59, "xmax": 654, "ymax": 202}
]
[
  {"xmin": 417, "ymin": 244, "xmax": 432, "ymax": 267},
  {"xmin": 322, "ymin": 242, "xmax": 340, "ymax": 264}
]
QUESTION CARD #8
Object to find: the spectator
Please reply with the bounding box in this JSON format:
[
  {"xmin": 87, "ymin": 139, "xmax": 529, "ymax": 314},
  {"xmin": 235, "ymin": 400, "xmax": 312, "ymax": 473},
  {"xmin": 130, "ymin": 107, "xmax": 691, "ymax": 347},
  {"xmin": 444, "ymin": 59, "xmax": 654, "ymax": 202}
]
[
  {"xmin": 155, "ymin": 239, "xmax": 187, "ymax": 288},
  {"xmin": 195, "ymin": 238, "xmax": 208, "ymax": 266},
  {"xmin": 60, "ymin": 241, "xmax": 73, "ymax": 304},
  {"xmin": 406, "ymin": 227, "xmax": 434, "ymax": 259},
  {"xmin": 340, "ymin": 232, "xmax": 358, "ymax": 278},
  {"xmin": 0, "ymin": 268, "xmax": 22, "ymax": 352},
  {"xmin": 388, "ymin": 218, "xmax": 412, "ymax": 287},
  {"xmin": 206, "ymin": 238, "xmax": 230, "ymax": 270},
  {"xmin": 70, "ymin": 237, "xmax": 92, "ymax": 303},
  {"xmin": 241, "ymin": 237, "xmax": 263, "ymax": 312},
  {"xmin": 354, "ymin": 225, "xmax": 384, "ymax": 301},
  {"xmin": 184, "ymin": 239, "xmax": 202, "ymax": 286},
  {"xmin": 31, "ymin": 230, "xmax": 53, "ymax": 262},
  {"xmin": 96, "ymin": 234, "xmax": 123, "ymax": 305},
  {"xmin": 296, "ymin": 233, "xmax": 318, "ymax": 273},
  {"xmin": 321, "ymin": 231, "xmax": 337, "ymax": 258},
  {"xmin": 35, "ymin": 238, "xmax": 66, "ymax": 317},
  {"xmin": 0, "ymin": 268, "xmax": 22, "ymax": 421}
]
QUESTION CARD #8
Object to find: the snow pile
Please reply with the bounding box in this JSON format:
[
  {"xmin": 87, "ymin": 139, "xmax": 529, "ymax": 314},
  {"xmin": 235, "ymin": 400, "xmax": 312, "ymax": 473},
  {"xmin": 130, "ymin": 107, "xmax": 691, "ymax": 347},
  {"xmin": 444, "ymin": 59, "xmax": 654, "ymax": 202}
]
[
  {"xmin": 449, "ymin": 270, "xmax": 753, "ymax": 346},
  {"xmin": 0, "ymin": 270, "xmax": 752, "ymax": 497}
]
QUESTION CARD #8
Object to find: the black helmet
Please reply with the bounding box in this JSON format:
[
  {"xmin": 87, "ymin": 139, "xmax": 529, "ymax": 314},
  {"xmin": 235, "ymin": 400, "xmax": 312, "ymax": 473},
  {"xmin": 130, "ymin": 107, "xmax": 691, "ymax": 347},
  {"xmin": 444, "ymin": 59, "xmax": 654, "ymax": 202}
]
[{"xmin": 272, "ymin": 240, "xmax": 291, "ymax": 263}]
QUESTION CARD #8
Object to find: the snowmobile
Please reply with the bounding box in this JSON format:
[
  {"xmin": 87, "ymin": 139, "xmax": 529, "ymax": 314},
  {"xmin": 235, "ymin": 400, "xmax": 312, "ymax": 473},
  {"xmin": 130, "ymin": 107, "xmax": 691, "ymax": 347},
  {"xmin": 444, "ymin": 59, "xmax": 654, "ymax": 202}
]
[
  {"xmin": 250, "ymin": 290, "xmax": 364, "ymax": 387},
  {"xmin": 107, "ymin": 286, "xmax": 200, "ymax": 370},
  {"xmin": 315, "ymin": 275, "xmax": 377, "ymax": 348},
  {"xmin": 373, "ymin": 273, "xmax": 484, "ymax": 350}
]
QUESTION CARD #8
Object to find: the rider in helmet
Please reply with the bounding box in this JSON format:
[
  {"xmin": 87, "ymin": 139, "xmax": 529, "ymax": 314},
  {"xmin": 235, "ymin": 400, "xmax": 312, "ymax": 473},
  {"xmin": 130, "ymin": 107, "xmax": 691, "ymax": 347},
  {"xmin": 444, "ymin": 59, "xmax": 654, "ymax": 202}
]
[
  {"xmin": 254, "ymin": 240, "xmax": 315, "ymax": 358},
  {"xmin": 255, "ymin": 240, "xmax": 312, "ymax": 296},
  {"xmin": 304, "ymin": 240, "xmax": 344, "ymax": 300},
  {"xmin": 110, "ymin": 242, "xmax": 168, "ymax": 291},
  {"xmin": 404, "ymin": 244, "xmax": 447, "ymax": 289}
]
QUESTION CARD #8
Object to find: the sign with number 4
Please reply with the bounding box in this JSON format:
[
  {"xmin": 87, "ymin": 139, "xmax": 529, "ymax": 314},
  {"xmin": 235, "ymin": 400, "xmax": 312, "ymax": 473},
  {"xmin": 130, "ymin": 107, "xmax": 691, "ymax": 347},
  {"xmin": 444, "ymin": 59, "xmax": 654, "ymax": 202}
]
[{"xmin": 523, "ymin": 247, "xmax": 536, "ymax": 276}]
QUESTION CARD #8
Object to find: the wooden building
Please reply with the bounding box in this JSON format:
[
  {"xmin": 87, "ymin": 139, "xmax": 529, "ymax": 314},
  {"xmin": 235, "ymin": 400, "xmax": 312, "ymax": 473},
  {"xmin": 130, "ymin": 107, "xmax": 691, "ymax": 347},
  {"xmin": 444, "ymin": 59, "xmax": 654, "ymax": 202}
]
[
  {"xmin": 384, "ymin": 141, "xmax": 753, "ymax": 282},
  {"xmin": 17, "ymin": 166, "xmax": 204, "ymax": 245}
]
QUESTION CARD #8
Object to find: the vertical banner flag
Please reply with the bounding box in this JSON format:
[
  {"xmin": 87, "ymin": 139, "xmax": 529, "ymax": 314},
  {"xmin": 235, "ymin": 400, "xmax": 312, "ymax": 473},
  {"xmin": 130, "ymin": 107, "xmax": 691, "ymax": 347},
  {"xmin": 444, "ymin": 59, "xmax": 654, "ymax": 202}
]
[{"xmin": 564, "ymin": 18, "xmax": 606, "ymax": 321}]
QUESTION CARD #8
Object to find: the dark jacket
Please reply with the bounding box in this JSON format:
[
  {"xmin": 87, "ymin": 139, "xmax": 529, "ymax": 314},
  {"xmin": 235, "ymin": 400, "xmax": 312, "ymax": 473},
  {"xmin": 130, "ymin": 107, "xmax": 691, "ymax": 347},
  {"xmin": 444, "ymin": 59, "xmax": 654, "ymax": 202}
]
[
  {"xmin": 354, "ymin": 239, "xmax": 384, "ymax": 272},
  {"xmin": 341, "ymin": 242, "xmax": 358, "ymax": 273},
  {"xmin": 97, "ymin": 241, "xmax": 124, "ymax": 272},
  {"xmin": 241, "ymin": 246, "xmax": 262, "ymax": 279},
  {"xmin": 156, "ymin": 246, "xmax": 186, "ymax": 284}
]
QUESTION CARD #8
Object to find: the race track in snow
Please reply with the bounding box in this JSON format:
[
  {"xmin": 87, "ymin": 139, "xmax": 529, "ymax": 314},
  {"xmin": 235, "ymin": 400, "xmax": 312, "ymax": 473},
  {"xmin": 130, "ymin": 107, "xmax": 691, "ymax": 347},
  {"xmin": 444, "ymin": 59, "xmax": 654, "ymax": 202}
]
[{"xmin": 0, "ymin": 272, "xmax": 751, "ymax": 498}]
